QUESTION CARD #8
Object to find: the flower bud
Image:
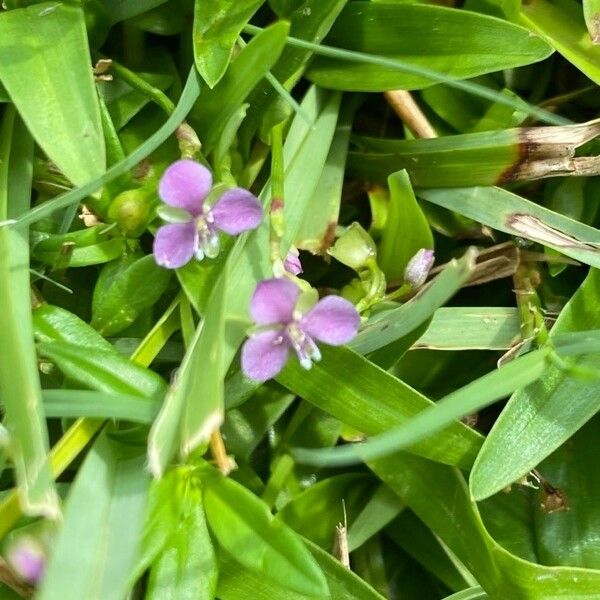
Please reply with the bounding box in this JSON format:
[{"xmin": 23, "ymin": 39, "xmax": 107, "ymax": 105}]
[
  {"xmin": 284, "ymin": 247, "xmax": 303, "ymax": 275},
  {"xmin": 404, "ymin": 248, "xmax": 435, "ymax": 288},
  {"xmin": 6, "ymin": 536, "xmax": 46, "ymax": 584},
  {"xmin": 108, "ymin": 189, "xmax": 151, "ymax": 237},
  {"xmin": 176, "ymin": 123, "xmax": 202, "ymax": 159},
  {"xmin": 328, "ymin": 223, "xmax": 377, "ymax": 271}
]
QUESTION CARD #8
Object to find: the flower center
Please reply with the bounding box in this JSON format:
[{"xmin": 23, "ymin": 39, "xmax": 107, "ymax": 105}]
[
  {"xmin": 285, "ymin": 321, "xmax": 321, "ymax": 370},
  {"xmin": 194, "ymin": 206, "xmax": 220, "ymax": 260}
]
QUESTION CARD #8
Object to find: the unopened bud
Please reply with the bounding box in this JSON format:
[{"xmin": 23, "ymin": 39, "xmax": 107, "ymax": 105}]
[
  {"xmin": 404, "ymin": 249, "xmax": 434, "ymax": 288},
  {"xmin": 284, "ymin": 247, "xmax": 302, "ymax": 275},
  {"xmin": 107, "ymin": 189, "xmax": 151, "ymax": 237},
  {"xmin": 6, "ymin": 537, "xmax": 46, "ymax": 584},
  {"xmin": 328, "ymin": 223, "xmax": 377, "ymax": 271},
  {"xmin": 176, "ymin": 122, "xmax": 202, "ymax": 159}
]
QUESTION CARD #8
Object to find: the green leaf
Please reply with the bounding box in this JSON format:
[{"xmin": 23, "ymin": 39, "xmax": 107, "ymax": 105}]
[
  {"xmin": 378, "ymin": 170, "xmax": 433, "ymax": 282},
  {"xmin": 91, "ymin": 255, "xmax": 171, "ymax": 336},
  {"xmin": 583, "ymin": 0, "xmax": 600, "ymax": 42},
  {"xmin": 103, "ymin": 0, "xmax": 169, "ymax": 23},
  {"xmin": 16, "ymin": 67, "xmax": 201, "ymax": 228},
  {"xmin": 415, "ymin": 307, "xmax": 521, "ymax": 351},
  {"xmin": 146, "ymin": 473, "xmax": 218, "ymax": 600},
  {"xmin": 193, "ymin": 19, "xmax": 290, "ymax": 153},
  {"xmin": 193, "ymin": 0, "xmax": 265, "ymax": 87},
  {"xmin": 278, "ymin": 474, "xmax": 373, "ymax": 548},
  {"xmin": 148, "ymin": 264, "xmax": 227, "ymax": 475},
  {"xmin": 370, "ymin": 452, "xmax": 600, "ymax": 598},
  {"xmin": 277, "ymin": 345, "xmax": 483, "ymax": 470},
  {"xmin": 521, "ymin": 0, "xmax": 600, "ymax": 85},
  {"xmin": 419, "ymin": 186, "xmax": 600, "ymax": 269},
  {"xmin": 470, "ymin": 268, "xmax": 600, "ymax": 500},
  {"xmin": 217, "ymin": 537, "xmax": 386, "ymax": 600},
  {"xmin": 38, "ymin": 433, "xmax": 149, "ymax": 600},
  {"xmin": 292, "ymin": 348, "xmax": 549, "ymax": 467},
  {"xmin": 0, "ymin": 106, "xmax": 59, "ymax": 519},
  {"xmin": 203, "ymin": 470, "xmax": 329, "ymax": 598},
  {"xmin": 38, "ymin": 340, "xmax": 167, "ymax": 399},
  {"xmin": 307, "ymin": 2, "xmax": 553, "ymax": 91},
  {"xmin": 0, "ymin": 2, "xmax": 105, "ymax": 185}
]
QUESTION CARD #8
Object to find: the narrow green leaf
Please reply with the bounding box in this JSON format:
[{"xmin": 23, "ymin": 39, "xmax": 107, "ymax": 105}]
[
  {"xmin": 0, "ymin": 2, "xmax": 105, "ymax": 185},
  {"xmin": 38, "ymin": 434, "xmax": 149, "ymax": 600},
  {"xmin": 277, "ymin": 345, "xmax": 483, "ymax": 470},
  {"xmin": 148, "ymin": 266, "xmax": 227, "ymax": 475},
  {"xmin": 292, "ymin": 348, "xmax": 549, "ymax": 467},
  {"xmin": 584, "ymin": 0, "xmax": 600, "ymax": 42},
  {"xmin": 378, "ymin": 170, "xmax": 433, "ymax": 281},
  {"xmin": 102, "ymin": 0, "xmax": 168, "ymax": 23},
  {"xmin": 193, "ymin": 20, "xmax": 290, "ymax": 153},
  {"xmin": 420, "ymin": 186, "xmax": 600, "ymax": 269},
  {"xmin": 470, "ymin": 268, "xmax": 600, "ymax": 500},
  {"xmin": 0, "ymin": 106, "xmax": 59, "ymax": 519},
  {"xmin": 203, "ymin": 471, "xmax": 329, "ymax": 598},
  {"xmin": 414, "ymin": 307, "xmax": 521, "ymax": 350},
  {"xmin": 193, "ymin": 0, "xmax": 264, "ymax": 87},
  {"xmin": 307, "ymin": 2, "xmax": 552, "ymax": 91}
]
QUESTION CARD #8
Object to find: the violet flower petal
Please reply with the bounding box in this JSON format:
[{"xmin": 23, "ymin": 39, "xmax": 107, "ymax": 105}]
[
  {"xmin": 211, "ymin": 188, "xmax": 263, "ymax": 235},
  {"xmin": 153, "ymin": 222, "xmax": 197, "ymax": 269},
  {"xmin": 8, "ymin": 543, "xmax": 45, "ymax": 584},
  {"xmin": 250, "ymin": 278, "xmax": 300, "ymax": 325},
  {"xmin": 158, "ymin": 159, "xmax": 212, "ymax": 216},
  {"xmin": 241, "ymin": 330, "xmax": 289, "ymax": 381},
  {"xmin": 301, "ymin": 296, "xmax": 360, "ymax": 345}
]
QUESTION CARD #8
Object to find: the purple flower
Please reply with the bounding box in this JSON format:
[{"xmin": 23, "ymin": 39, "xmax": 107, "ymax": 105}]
[
  {"xmin": 241, "ymin": 278, "xmax": 360, "ymax": 382},
  {"xmin": 7, "ymin": 538, "xmax": 45, "ymax": 584},
  {"xmin": 404, "ymin": 248, "xmax": 434, "ymax": 288},
  {"xmin": 153, "ymin": 160, "xmax": 263, "ymax": 269},
  {"xmin": 284, "ymin": 247, "xmax": 303, "ymax": 275}
]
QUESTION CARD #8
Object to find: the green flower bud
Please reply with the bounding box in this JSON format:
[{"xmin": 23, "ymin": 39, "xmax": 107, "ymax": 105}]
[
  {"xmin": 108, "ymin": 189, "xmax": 151, "ymax": 237},
  {"xmin": 328, "ymin": 222, "xmax": 377, "ymax": 271}
]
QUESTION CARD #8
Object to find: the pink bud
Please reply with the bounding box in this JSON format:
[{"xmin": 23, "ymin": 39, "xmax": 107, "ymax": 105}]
[
  {"xmin": 7, "ymin": 537, "xmax": 46, "ymax": 584},
  {"xmin": 404, "ymin": 249, "xmax": 434, "ymax": 288},
  {"xmin": 284, "ymin": 248, "xmax": 303, "ymax": 275}
]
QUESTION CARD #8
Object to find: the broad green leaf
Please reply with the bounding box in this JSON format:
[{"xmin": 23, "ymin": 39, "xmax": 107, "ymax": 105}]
[
  {"xmin": 146, "ymin": 474, "xmax": 217, "ymax": 600},
  {"xmin": 0, "ymin": 106, "xmax": 59, "ymax": 519},
  {"xmin": 277, "ymin": 345, "xmax": 483, "ymax": 469},
  {"xmin": 307, "ymin": 2, "xmax": 552, "ymax": 91},
  {"xmin": 378, "ymin": 170, "xmax": 433, "ymax": 282},
  {"xmin": 0, "ymin": 2, "xmax": 105, "ymax": 185},
  {"xmin": 442, "ymin": 587, "xmax": 487, "ymax": 600},
  {"xmin": 103, "ymin": 0, "xmax": 168, "ymax": 23},
  {"xmin": 470, "ymin": 268, "xmax": 600, "ymax": 500},
  {"xmin": 419, "ymin": 186, "xmax": 600, "ymax": 269},
  {"xmin": 91, "ymin": 255, "xmax": 171, "ymax": 336},
  {"xmin": 38, "ymin": 340, "xmax": 167, "ymax": 399},
  {"xmin": 414, "ymin": 307, "xmax": 521, "ymax": 351},
  {"xmin": 521, "ymin": 0, "xmax": 600, "ymax": 85},
  {"xmin": 217, "ymin": 538, "xmax": 386, "ymax": 600},
  {"xmin": 203, "ymin": 470, "xmax": 329, "ymax": 598},
  {"xmin": 38, "ymin": 433, "xmax": 149, "ymax": 600},
  {"xmin": 370, "ymin": 452, "xmax": 600, "ymax": 598},
  {"xmin": 193, "ymin": 0, "xmax": 265, "ymax": 87},
  {"xmin": 148, "ymin": 265, "xmax": 227, "ymax": 475},
  {"xmin": 292, "ymin": 348, "xmax": 549, "ymax": 467},
  {"xmin": 193, "ymin": 20, "xmax": 290, "ymax": 153}
]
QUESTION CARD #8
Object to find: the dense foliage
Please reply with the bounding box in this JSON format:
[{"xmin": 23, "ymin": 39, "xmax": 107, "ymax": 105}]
[{"xmin": 1, "ymin": 0, "xmax": 600, "ymax": 598}]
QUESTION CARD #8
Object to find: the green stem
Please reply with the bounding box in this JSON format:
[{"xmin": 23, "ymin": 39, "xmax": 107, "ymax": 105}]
[{"xmin": 270, "ymin": 122, "xmax": 286, "ymax": 274}]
